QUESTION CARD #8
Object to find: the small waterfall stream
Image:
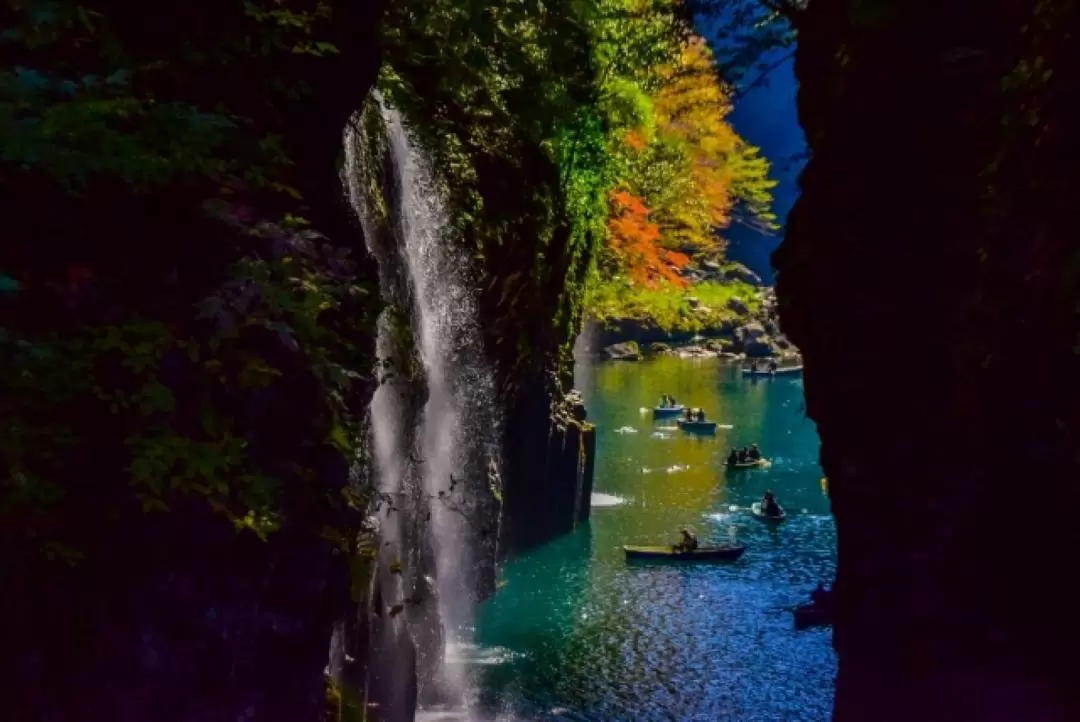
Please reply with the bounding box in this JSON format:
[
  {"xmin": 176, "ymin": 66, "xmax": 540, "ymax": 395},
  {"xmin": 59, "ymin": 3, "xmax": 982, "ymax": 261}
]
[{"xmin": 346, "ymin": 93, "xmax": 503, "ymax": 720}]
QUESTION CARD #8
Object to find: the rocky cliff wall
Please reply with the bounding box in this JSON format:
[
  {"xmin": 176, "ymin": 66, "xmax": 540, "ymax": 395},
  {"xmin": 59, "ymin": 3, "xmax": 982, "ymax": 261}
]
[
  {"xmin": 775, "ymin": 1, "xmax": 1080, "ymax": 720},
  {"xmin": 1, "ymin": 1, "xmax": 390, "ymax": 720},
  {"xmin": 500, "ymin": 382, "xmax": 596, "ymax": 553}
]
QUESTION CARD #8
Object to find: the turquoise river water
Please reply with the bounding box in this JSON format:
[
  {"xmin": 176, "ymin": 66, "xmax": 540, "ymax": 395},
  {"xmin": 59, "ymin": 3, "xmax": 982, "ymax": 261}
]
[{"xmin": 471, "ymin": 355, "xmax": 836, "ymax": 721}]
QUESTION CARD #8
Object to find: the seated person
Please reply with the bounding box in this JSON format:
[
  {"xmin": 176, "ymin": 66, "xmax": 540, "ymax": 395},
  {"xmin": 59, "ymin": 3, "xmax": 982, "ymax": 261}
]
[
  {"xmin": 748, "ymin": 444, "xmax": 761, "ymax": 460},
  {"xmin": 727, "ymin": 449, "xmax": 740, "ymax": 465},
  {"xmin": 810, "ymin": 582, "xmax": 831, "ymax": 607},
  {"xmin": 762, "ymin": 490, "xmax": 781, "ymax": 516},
  {"xmin": 737, "ymin": 448, "xmax": 748, "ymax": 463},
  {"xmin": 696, "ymin": 409, "xmax": 706, "ymax": 422},
  {"xmin": 677, "ymin": 528, "xmax": 699, "ymax": 552},
  {"xmin": 768, "ymin": 358, "xmax": 778, "ymax": 372}
]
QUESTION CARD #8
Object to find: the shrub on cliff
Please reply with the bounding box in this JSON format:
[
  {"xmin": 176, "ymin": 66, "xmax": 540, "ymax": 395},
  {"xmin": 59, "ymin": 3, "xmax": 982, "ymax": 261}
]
[{"xmin": 589, "ymin": 279, "xmax": 760, "ymax": 334}]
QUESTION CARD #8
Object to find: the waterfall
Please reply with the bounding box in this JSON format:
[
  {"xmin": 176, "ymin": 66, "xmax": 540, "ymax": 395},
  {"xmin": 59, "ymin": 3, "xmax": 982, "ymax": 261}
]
[{"xmin": 345, "ymin": 92, "xmax": 502, "ymax": 719}]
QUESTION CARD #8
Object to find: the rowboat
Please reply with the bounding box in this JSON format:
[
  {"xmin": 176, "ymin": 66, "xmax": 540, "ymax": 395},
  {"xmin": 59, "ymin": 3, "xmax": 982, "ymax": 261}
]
[
  {"xmin": 677, "ymin": 419, "xmax": 718, "ymax": 433},
  {"xmin": 726, "ymin": 457, "xmax": 769, "ymax": 469},
  {"xmin": 623, "ymin": 544, "xmax": 747, "ymax": 563},
  {"xmin": 652, "ymin": 404, "xmax": 685, "ymax": 418},
  {"xmin": 741, "ymin": 365, "xmax": 804, "ymax": 377},
  {"xmin": 750, "ymin": 502, "xmax": 787, "ymax": 523}
]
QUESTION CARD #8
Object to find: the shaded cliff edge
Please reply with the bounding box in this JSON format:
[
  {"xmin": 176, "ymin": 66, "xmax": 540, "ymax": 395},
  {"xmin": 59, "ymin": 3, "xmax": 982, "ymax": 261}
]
[
  {"xmin": 501, "ymin": 380, "xmax": 597, "ymax": 553},
  {"xmin": 0, "ymin": 2, "xmax": 391, "ymax": 721},
  {"xmin": 775, "ymin": 1, "xmax": 1080, "ymax": 720}
]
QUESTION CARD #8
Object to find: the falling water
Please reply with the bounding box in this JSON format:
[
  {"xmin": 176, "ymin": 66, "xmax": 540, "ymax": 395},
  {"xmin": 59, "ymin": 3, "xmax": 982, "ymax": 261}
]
[{"xmin": 346, "ymin": 93, "xmax": 501, "ymax": 719}]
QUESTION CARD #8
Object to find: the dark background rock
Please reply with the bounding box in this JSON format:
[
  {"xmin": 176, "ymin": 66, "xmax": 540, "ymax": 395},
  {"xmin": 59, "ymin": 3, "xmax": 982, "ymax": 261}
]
[
  {"xmin": 775, "ymin": 1, "xmax": 1080, "ymax": 719},
  {"xmin": 0, "ymin": 2, "xmax": 391, "ymax": 721}
]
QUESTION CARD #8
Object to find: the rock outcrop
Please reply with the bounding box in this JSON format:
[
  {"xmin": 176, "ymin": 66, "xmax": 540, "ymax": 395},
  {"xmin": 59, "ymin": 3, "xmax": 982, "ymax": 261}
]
[
  {"xmin": 500, "ymin": 379, "xmax": 596, "ymax": 552},
  {"xmin": 604, "ymin": 341, "xmax": 643, "ymax": 361},
  {"xmin": 776, "ymin": 1, "xmax": 1080, "ymax": 720}
]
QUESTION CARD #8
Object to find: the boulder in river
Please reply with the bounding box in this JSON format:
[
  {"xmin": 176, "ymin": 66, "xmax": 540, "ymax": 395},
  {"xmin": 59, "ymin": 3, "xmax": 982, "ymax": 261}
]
[
  {"xmin": 705, "ymin": 338, "xmax": 735, "ymax": 353},
  {"xmin": 726, "ymin": 296, "xmax": 750, "ymax": 316},
  {"xmin": 647, "ymin": 342, "xmax": 672, "ymax": 355},
  {"xmin": 722, "ymin": 262, "xmax": 763, "ymax": 286},
  {"xmin": 604, "ymin": 341, "xmax": 642, "ymax": 361},
  {"xmin": 734, "ymin": 321, "xmax": 768, "ymax": 345},
  {"xmin": 701, "ymin": 259, "xmax": 723, "ymax": 277}
]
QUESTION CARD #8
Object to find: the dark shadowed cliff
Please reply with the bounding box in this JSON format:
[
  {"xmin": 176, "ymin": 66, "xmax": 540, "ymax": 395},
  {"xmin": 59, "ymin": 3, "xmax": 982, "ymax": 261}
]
[{"xmin": 775, "ymin": 1, "xmax": 1080, "ymax": 719}]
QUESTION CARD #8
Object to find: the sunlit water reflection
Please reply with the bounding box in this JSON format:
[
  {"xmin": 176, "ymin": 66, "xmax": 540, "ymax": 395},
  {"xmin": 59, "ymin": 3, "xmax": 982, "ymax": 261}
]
[{"xmin": 473, "ymin": 356, "xmax": 836, "ymax": 720}]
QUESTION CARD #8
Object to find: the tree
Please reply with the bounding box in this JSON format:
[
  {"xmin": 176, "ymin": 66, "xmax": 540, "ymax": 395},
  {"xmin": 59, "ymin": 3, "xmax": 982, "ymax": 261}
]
[
  {"xmin": 606, "ymin": 189, "xmax": 690, "ymax": 287},
  {"xmin": 651, "ymin": 37, "xmax": 777, "ymax": 243}
]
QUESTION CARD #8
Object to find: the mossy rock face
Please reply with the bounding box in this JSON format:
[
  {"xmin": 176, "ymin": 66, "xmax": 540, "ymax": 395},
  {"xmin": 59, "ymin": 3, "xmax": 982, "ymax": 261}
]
[{"xmin": 648, "ymin": 342, "xmax": 672, "ymax": 355}]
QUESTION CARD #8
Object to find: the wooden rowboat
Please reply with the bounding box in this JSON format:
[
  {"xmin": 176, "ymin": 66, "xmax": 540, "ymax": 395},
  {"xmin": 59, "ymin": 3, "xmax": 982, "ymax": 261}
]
[
  {"xmin": 741, "ymin": 365, "xmax": 804, "ymax": 377},
  {"xmin": 726, "ymin": 457, "xmax": 769, "ymax": 469},
  {"xmin": 623, "ymin": 544, "xmax": 747, "ymax": 563},
  {"xmin": 677, "ymin": 419, "xmax": 718, "ymax": 433}
]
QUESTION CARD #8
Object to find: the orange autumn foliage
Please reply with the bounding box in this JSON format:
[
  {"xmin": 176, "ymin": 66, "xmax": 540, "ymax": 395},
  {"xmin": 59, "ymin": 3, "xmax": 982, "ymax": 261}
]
[
  {"xmin": 624, "ymin": 130, "xmax": 647, "ymax": 151},
  {"xmin": 607, "ymin": 190, "xmax": 689, "ymax": 288}
]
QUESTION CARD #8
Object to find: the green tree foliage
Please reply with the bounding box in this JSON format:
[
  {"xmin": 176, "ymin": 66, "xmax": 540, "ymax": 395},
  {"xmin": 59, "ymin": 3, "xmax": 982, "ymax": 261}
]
[{"xmin": 1, "ymin": 0, "xmax": 384, "ymax": 560}]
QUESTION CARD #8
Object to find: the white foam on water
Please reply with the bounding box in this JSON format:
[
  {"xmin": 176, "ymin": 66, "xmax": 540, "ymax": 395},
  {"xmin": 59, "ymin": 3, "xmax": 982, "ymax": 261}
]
[
  {"xmin": 615, "ymin": 426, "xmax": 637, "ymax": 434},
  {"xmin": 445, "ymin": 642, "xmax": 518, "ymax": 667},
  {"xmin": 591, "ymin": 492, "xmax": 626, "ymax": 507}
]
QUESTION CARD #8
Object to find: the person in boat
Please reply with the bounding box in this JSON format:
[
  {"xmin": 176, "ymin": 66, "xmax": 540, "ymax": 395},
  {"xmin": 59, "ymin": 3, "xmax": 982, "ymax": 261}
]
[
  {"xmin": 676, "ymin": 528, "xmax": 699, "ymax": 552},
  {"xmin": 737, "ymin": 448, "xmax": 748, "ymax": 463},
  {"xmin": 768, "ymin": 358, "xmax": 778, "ymax": 372},
  {"xmin": 748, "ymin": 443, "xmax": 761, "ymax": 461},
  {"xmin": 727, "ymin": 448, "xmax": 740, "ymax": 466},
  {"xmin": 811, "ymin": 582, "xmax": 831, "ymax": 607},
  {"xmin": 696, "ymin": 408, "xmax": 706, "ymax": 422},
  {"xmin": 761, "ymin": 490, "xmax": 781, "ymax": 516}
]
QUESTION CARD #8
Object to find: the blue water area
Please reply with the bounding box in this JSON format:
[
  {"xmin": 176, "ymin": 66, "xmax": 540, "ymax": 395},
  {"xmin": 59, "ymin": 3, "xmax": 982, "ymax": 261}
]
[{"xmin": 474, "ymin": 356, "xmax": 836, "ymax": 720}]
